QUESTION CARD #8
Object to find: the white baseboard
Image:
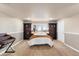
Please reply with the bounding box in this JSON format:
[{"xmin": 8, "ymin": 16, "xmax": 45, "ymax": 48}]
[
  {"xmin": 65, "ymin": 32, "xmax": 79, "ymax": 35},
  {"xmin": 64, "ymin": 43, "xmax": 79, "ymax": 53},
  {"xmin": 0, "ymin": 40, "xmax": 23, "ymax": 55}
]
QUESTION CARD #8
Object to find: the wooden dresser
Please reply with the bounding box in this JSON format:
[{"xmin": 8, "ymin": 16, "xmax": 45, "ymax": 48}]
[
  {"xmin": 49, "ymin": 23, "xmax": 57, "ymax": 39},
  {"xmin": 23, "ymin": 23, "xmax": 32, "ymax": 40}
]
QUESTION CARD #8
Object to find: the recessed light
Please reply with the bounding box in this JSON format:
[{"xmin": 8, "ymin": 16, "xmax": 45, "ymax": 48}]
[
  {"xmin": 49, "ymin": 18, "xmax": 54, "ymax": 20},
  {"xmin": 24, "ymin": 18, "xmax": 31, "ymax": 20},
  {"xmin": 49, "ymin": 18, "xmax": 57, "ymax": 20}
]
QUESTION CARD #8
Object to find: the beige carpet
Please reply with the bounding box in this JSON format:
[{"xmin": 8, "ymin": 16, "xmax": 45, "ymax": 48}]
[{"xmin": 2, "ymin": 40, "xmax": 79, "ymax": 56}]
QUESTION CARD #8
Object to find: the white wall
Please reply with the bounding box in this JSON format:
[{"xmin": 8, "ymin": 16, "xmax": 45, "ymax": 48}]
[
  {"xmin": 64, "ymin": 15, "xmax": 79, "ymax": 51},
  {"xmin": 57, "ymin": 20, "xmax": 64, "ymax": 42},
  {"xmin": 64, "ymin": 15, "xmax": 79, "ymax": 33},
  {"xmin": 0, "ymin": 17, "xmax": 23, "ymax": 54},
  {"xmin": 0, "ymin": 17, "xmax": 23, "ymax": 33}
]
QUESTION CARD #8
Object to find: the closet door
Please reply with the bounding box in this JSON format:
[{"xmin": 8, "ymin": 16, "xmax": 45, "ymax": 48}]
[
  {"xmin": 49, "ymin": 23, "xmax": 57, "ymax": 39},
  {"xmin": 23, "ymin": 23, "xmax": 32, "ymax": 39}
]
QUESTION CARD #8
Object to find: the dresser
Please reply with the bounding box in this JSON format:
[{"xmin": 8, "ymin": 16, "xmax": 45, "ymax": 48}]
[
  {"xmin": 49, "ymin": 23, "xmax": 57, "ymax": 39},
  {"xmin": 23, "ymin": 23, "xmax": 32, "ymax": 39}
]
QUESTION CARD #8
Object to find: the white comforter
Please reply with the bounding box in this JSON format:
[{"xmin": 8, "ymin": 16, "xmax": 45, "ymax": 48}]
[{"xmin": 28, "ymin": 37, "xmax": 54, "ymax": 47}]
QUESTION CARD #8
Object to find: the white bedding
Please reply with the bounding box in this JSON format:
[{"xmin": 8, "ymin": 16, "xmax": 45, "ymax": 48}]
[
  {"xmin": 28, "ymin": 37, "xmax": 54, "ymax": 47},
  {"xmin": 34, "ymin": 32, "xmax": 47, "ymax": 36}
]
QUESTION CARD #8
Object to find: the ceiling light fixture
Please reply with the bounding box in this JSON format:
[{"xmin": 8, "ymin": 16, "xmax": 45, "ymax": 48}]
[
  {"xmin": 25, "ymin": 17, "xmax": 31, "ymax": 20},
  {"xmin": 49, "ymin": 18, "xmax": 54, "ymax": 20}
]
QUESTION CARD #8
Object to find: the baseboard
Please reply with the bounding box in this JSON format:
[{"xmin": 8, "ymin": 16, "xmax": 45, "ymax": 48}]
[
  {"xmin": 65, "ymin": 32, "xmax": 79, "ymax": 35},
  {"xmin": 58, "ymin": 40, "xmax": 79, "ymax": 53},
  {"xmin": 0, "ymin": 40, "xmax": 23, "ymax": 55},
  {"xmin": 64, "ymin": 43, "xmax": 79, "ymax": 53}
]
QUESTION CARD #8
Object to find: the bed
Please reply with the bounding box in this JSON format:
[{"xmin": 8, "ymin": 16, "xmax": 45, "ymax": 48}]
[
  {"xmin": 27, "ymin": 32, "xmax": 54, "ymax": 47},
  {"xmin": 33, "ymin": 32, "xmax": 47, "ymax": 36}
]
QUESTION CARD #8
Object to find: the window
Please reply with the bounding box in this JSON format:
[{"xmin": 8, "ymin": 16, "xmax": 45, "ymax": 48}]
[{"xmin": 32, "ymin": 24, "xmax": 48, "ymax": 32}]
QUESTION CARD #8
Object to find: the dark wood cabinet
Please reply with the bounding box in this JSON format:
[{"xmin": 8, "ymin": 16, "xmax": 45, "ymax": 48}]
[
  {"xmin": 23, "ymin": 23, "xmax": 32, "ymax": 40},
  {"xmin": 49, "ymin": 23, "xmax": 57, "ymax": 39}
]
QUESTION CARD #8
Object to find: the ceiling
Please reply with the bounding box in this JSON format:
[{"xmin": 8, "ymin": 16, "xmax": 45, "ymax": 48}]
[{"xmin": 0, "ymin": 3, "xmax": 79, "ymax": 22}]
